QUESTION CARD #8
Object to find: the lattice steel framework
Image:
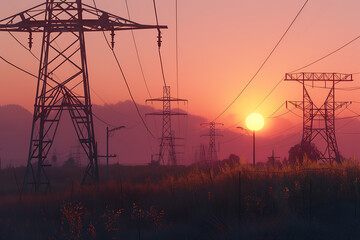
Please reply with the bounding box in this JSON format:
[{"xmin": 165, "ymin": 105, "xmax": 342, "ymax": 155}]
[
  {"xmin": 0, "ymin": 0, "xmax": 166, "ymax": 192},
  {"xmin": 201, "ymin": 122, "xmax": 223, "ymax": 163},
  {"xmin": 285, "ymin": 72, "xmax": 352, "ymax": 164},
  {"xmin": 146, "ymin": 86, "xmax": 187, "ymax": 165}
]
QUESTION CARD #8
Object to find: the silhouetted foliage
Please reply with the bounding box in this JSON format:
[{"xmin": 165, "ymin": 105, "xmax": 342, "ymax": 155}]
[
  {"xmin": 63, "ymin": 157, "xmax": 76, "ymax": 167},
  {"xmin": 0, "ymin": 162, "xmax": 360, "ymax": 239},
  {"xmin": 288, "ymin": 141, "xmax": 321, "ymax": 165},
  {"xmin": 266, "ymin": 157, "xmax": 282, "ymax": 168},
  {"xmin": 228, "ymin": 154, "xmax": 240, "ymax": 163},
  {"xmin": 220, "ymin": 154, "xmax": 240, "ymax": 167}
]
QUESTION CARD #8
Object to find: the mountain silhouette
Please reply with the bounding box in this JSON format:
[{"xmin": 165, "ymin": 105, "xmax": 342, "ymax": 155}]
[{"xmin": 0, "ymin": 102, "xmax": 359, "ymax": 168}]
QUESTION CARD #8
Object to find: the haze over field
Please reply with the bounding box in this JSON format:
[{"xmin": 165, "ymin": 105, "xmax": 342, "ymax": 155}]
[
  {"xmin": 0, "ymin": 0, "xmax": 360, "ymax": 166},
  {"xmin": 0, "ymin": 103, "xmax": 359, "ymax": 167}
]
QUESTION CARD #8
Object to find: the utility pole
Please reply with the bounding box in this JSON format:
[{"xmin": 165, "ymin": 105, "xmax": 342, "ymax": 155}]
[
  {"xmin": 146, "ymin": 86, "xmax": 187, "ymax": 165},
  {"xmin": 252, "ymin": 130, "xmax": 255, "ymax": 167},
  {"xmin": 237, "ymin": 126, "xmax": 255, "ymax": 166},
  {"xmin": 0, "ymin": 0, "xmax": 166, "ymax": 193},
  {"xmin": 201, "ymin": 122, "xmax": 223, "ymax": 164},
  {"xmin": 267, "ymin": 150, "xmax": 280, "ymax": 167},
  {"xmin": 106, "ymin": 126, "xmax": 125, "ymax": 182},
  {"xmin": 285, "ymin": 72, "xmax": 352, "ymax": 164}
]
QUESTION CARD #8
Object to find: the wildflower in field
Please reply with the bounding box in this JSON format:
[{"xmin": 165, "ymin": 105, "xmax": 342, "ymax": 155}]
[
  {"xmin": 147, "ymin": 206, "xmax": 166, "ymax": 230},
  {"xmin": 86, "ymin": 222, "xmax": 96, "ymax": 239},
  {"xmin": 60, "ymin": 201, "xmax": 85, "ymax": 240},
  {"xmin": 280, "ymin": 186, "xmax": 290, "ymax": 199},
  {"xmin": 294, "ymin": 181, "xmax": 301, "ymax": 191},
  {"xmin": 244, "ymin": 195, "xmax": 265, "ymax": 213},
  {"xmin": 102, "ymin": 206, "xmax": 124, "ymax": 233}
]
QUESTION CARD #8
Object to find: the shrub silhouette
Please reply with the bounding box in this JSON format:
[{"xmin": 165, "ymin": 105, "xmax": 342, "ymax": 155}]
[{"xmin": 288, "ymin": 141, "xmax": 321, "ymax": 165}]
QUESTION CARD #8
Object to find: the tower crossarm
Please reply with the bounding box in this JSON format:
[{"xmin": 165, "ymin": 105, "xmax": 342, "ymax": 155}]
[
  {"xmin": 201, "ymin": 134, "xmax": 223, "ymax": 137},
  {"xmin": 334, "ymin": 101, "xmax": 351, "ymax": 110},
  {"xmin": 285, "ymin": 72, "xmax": 353, "ymax": 82},
  {"xmin": 0, "ymin": 1, "xmax": 167, "ymax": 32},
  {"xmin": 200, "ymin": 122, "xmax": 224, "ymax": 127},
  {"xmin": 286, "ymin": 101, "xmax": 303, "ymax": 110},
  {"xmin": 146, "ymin": 112, "xmax": 187, "ymax": 116},
  {"xmin": 146, "ymin": 98, "xmax": 188, "ymax": 103}
]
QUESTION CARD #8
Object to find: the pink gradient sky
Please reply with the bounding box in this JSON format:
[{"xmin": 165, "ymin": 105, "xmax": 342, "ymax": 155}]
[{"xmin": 1, "ymin": 0, "xmax": 360, "ymax": 161}]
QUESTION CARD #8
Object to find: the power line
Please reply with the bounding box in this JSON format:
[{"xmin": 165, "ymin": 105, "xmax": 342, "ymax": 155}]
[
  {"xmin": 267, "ymin": 101, "xmax": 286, "ymax": 118},
  {"xmin": 0, "ymin": 55, "xmax": 38, "ymax": 79},
  {"xmin": 8, "ymin": 32, "xmax": 40, "ymax": 61},
  {"xmin": 336, "ymin": 108, "xmax": 360, "ymax": 131},
  {"xmin": 344, "ymin": 108, "xmax": 360, "ymax": 118},
  {"xmin": 303, "ymin": 83, "xmax": 360, "ymax": 91},
  {"xmin": 213, "ymin": 0, "xmax": 309, "ymax": 121},
  {"xmin": 152, "ymin": 0, "xmax": 167, "ymax": 87},
  {"xmin": 270, "ymin": 123, "xmax": 302, "ymax": 139},
  {"xmin": 255, "ymin": 77, "xmax": 284, "ymax": 112},
  {"xmin": 221, "ymin": 135, "xmax": 245, "ymax": 145},
  {"xmin": 288, "ymin": 108, "xmax": 302, "ymax": 118},
  {"xmin": 292, "ymin": 36, "xmax": 360, "ymax": 73},
  {"xmin": 338, "ymin": 117, "xmax": 359, "ymax": 130},
  {"xmin": 269, "ymin": 107, "xmax": 293, "ymax": 119},
  {"xmin": 157, "ymin": 47, "xmax": 167, "ymax": 87},
  {"xmin": 92, "ymin": 113, "xmax": 117, "ymax": 128},
  {"xmin": 174, "ymin": 0, "xmax": 183, "ymax": 135},
  {"xmin": 337, "ymin": 115, "xmax": 360, "ymax": 120},
  {"xmin": 0, "ymin": 54, "xmax": 119, "ymax": 129},
  {"xmin": 228, "ymin": 30, "xmax": 360, "ymax": 129},
  {"xmin": 124, "ymin": 0, "xmax": 152, "ymax": 98},
  {"xmin": 175, "ymin": 0, "xmax": 179, "ymax": 98},
  {"xmin": 253, "ymin": 33, "xmax": 360, "ymax": 111},
  {"xmin": 92, "ymin": 0, "xmax": 155, "ymax": 138},
  {"xmin": 259, "ymin": 131, "xmax": 300, "ymax": 148}
]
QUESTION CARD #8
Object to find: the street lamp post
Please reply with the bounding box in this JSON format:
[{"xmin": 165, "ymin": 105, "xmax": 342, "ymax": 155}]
[
  {"xmin": 252, "ymin": 130, "xmax": 255, "ymax": 167},
  {"xmin": 106, "ymin": 126, "xmax": 125, "ymax": 182},
  {"xmin": 238, "ymin": 113, "xmax": 264, "ymax": 168}
]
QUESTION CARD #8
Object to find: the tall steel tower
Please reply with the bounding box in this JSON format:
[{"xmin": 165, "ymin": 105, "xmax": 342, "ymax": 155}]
[
  {"xmin": 0, "ymin": 0, "xmax": 166, "ymax": 192},
  {"xmin": 146, "ymin": 86, "xmax": 187, "ymax": 165},
  {"xmin": 285, "ymin": 72, "xmax": 352, "ymax": 164},
  {"xmin": 201, "ymin": 122, "xmax": 223, "ymax": 163}
]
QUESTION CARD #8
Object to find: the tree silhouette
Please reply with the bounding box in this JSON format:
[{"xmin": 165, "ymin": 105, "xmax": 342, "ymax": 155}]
[
  {"xmin": 288, "ymin": 141, "xmax": 321, "ymax": 165},
  {"xmin": 63, "ymin": 157, "xmax": 76, "ymax": 168}
]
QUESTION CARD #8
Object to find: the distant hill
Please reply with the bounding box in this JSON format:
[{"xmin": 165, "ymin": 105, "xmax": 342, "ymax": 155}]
[
  {"xmin": 0, "ymin": 101, "xmax": 208, "ymax": 167},
  {"xmin": 0, "ymin": 102, "xmax": 359, "ymax": 168},
  {"xmin": 0, "ymin": 105, "xmax": 32, "ymax": 167}
]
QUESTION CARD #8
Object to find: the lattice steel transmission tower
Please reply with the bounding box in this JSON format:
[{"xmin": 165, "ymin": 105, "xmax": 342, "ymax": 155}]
[
  {"xmin": 285, "ymin": 72, "xmax": 352, "ymax": 164},
  {"xmin": 146, "ymin": 86, "xmax": 187, "ymax": 165},
  {"xmin": 201, "ymin": 122, "xmax": 223, "ymax": 163},
  {"xmin": 0, "ymin": 0, "xmax": 166, "ymax": 192}
]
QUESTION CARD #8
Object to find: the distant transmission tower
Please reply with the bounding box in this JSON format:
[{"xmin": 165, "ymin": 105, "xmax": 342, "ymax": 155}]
[
  {"xmin": 71, "ymin": 144, "xmax": 82, "ymax": 167},
  {"xmin": 201, "ymin": 122, "xmax": 223, "ymax": 163},
  {"xmin": 146, "ymin": 86, "xmax": 187, "ymax": 165},
  {"xmin": 0, "ymin": 0, "xmax": 166, "ymax": 192},
  {"xmin": 285, "ymin": 72, "xmax": 352, "ymax": 164}
]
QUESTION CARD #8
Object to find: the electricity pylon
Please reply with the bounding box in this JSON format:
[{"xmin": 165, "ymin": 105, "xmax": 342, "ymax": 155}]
[
  {"xmin": 201, "ymin": 122, "xmax": 223, "ymax": 163},
  {"xmin": 285, "ymin": 72, "xmax": 352, "ymax": 164},
  {"xmin": 146, "ymin": 86, "xmax": 187, "ymax": 165},
  {"xmin": 0, "ymin": 0, "xmax": 166, "ymax": 192}
]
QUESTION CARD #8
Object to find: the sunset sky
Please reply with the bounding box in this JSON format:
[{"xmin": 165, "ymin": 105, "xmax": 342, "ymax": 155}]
[{"xmin": 1, "ymin": 0, "xmax": 360, "ymax": 163}]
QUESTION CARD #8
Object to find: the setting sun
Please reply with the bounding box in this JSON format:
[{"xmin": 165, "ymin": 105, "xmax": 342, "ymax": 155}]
[{"xmin": 246, "ymin": 113, "xmax": 265, "ymax": 131}]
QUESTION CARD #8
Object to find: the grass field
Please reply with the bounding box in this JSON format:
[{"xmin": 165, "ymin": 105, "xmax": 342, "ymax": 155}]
[{"xmin": 1, "ymin": 159, "xmax": 360, "ymax": 239}]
